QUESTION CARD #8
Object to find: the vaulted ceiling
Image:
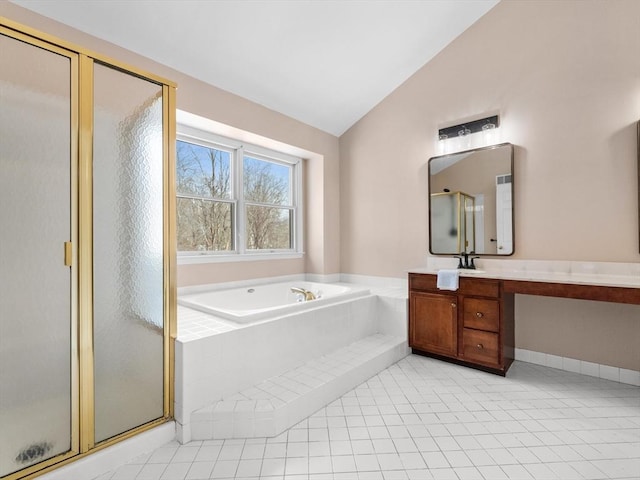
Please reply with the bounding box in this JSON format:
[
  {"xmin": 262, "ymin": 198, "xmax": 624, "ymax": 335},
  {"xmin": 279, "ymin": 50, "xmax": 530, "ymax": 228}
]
[{"xmin": 12, "ymin": 0, "xmax": 499, "ymax": 136}]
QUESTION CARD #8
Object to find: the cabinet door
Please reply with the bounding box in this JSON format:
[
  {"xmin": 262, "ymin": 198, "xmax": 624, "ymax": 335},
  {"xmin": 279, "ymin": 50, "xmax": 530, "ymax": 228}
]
[{"xmin": 410, "ymin": 292, "xmax": 458, "ymax": 357}]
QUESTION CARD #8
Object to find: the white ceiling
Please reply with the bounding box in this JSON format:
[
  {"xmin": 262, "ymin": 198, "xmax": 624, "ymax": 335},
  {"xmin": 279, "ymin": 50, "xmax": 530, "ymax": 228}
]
[{"xmin": 12, "ymin": 0, "xmax": 499, "ymax": 136}]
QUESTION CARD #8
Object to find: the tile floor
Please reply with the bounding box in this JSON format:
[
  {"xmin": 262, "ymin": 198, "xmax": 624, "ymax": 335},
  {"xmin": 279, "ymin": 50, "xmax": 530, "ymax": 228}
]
[{"xmin": 97, "ymin": 355, "xmax": 640, "ymax": 480}]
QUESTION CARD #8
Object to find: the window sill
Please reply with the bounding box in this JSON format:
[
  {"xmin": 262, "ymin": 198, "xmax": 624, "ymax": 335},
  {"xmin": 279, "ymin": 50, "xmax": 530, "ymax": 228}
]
[{"xmin": 177, "ymin": 252, "xmax": 304, "ymax": 265}]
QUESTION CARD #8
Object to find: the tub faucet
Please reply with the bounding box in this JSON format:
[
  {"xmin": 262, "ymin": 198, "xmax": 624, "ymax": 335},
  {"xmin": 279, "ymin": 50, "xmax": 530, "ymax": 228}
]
[{"xmin": 291, "ymin": 287, "xmax": 316, "ymax": 301}]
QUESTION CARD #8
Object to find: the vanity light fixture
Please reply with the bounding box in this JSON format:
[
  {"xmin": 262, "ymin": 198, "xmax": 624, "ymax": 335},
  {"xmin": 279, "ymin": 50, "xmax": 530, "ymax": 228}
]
[{"xmin": 438, "ymin": 115, "xmax": 500, "ymax": 154}]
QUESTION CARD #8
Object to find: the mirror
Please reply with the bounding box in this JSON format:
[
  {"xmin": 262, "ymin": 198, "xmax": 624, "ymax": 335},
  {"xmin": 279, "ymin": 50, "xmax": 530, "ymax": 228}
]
[{"xmin": 429, "ymin": 143, "xmax": 514, "ymax": 255}]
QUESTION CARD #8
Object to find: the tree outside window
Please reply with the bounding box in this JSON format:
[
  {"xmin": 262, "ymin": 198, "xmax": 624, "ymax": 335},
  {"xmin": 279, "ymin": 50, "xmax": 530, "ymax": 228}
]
[
  {"xmin": 176, "ymin": 137, "xmax": 300, "ymax": 257},
  {"xmin": 176, "ymin": 140, "xmax": 233, "ymax": 252},
  {"xmin": 244, "ymin": 155, "xmax": 292, "ymax": 250}
]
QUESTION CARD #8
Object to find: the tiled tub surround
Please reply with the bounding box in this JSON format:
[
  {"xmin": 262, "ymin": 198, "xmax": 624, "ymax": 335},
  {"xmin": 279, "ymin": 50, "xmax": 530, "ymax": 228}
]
[{"xmin": 176, "ymin": 278, "xmax": 409, "ymax": 444}]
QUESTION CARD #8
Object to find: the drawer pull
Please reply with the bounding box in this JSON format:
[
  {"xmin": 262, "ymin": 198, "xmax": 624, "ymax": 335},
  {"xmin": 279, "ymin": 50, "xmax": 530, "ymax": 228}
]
[
  {"xmin": 476, "ymin": 344, "xmax": 484, "ymax": 350},
  {"xmin": 451, "ymin": 303, "xmax": 456, "ymax": 308},
  {"xmin": 475, "ymin": 312, "xmax": 483, "ymax": 318}
]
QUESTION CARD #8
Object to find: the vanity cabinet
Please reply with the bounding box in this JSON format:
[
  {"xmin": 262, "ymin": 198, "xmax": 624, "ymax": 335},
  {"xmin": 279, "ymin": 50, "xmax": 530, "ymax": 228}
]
[{"xmin": 409, "ymin": 273, "xmax": 515, "ymax": 375}]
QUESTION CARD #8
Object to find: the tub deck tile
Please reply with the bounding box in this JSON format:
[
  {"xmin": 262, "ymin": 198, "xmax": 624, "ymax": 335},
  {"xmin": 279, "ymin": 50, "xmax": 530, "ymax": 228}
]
[{"xmin": 189, "ymin": 333, "xmax": 410, "ymax": 441}]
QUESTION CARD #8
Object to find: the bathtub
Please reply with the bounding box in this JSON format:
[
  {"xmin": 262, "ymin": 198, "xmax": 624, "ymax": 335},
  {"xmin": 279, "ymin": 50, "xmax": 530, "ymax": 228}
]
[{"xmin": 178, "ymin": 281, "xmax": 370, "ymax": 323}]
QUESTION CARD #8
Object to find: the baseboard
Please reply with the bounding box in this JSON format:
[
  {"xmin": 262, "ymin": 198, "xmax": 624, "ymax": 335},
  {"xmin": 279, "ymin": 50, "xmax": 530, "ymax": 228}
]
[
  {"xmin": 38, "ymin": 422, "xmax": 175, "ymax": 480},
  {"xmin": 515, "ymin": 348, "xmax": 640, "ymax": 386}
]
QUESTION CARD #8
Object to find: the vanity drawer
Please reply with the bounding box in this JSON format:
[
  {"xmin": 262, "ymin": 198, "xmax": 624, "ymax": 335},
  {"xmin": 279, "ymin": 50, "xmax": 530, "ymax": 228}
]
[
  {"xmin": 463, "ymin": 298, "xmax": 499, "ymax": 332},
  {"xmin": 462, "ymin": 328, "xmax": 499, "ymax": 365},
  {"xmin": 458, "ymin": 278, "xmax": 499, "ymax": 298}
]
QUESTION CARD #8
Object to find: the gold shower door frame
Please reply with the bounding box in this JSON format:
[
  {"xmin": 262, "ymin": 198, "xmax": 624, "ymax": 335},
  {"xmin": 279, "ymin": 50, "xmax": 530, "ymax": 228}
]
[
  {"xmin": 430, "ymin": 191, "xmax": 476, "ymax": 254},
  {"xmin": 0, "ymin": 19, "xmax": 177, "ymax": 480}
]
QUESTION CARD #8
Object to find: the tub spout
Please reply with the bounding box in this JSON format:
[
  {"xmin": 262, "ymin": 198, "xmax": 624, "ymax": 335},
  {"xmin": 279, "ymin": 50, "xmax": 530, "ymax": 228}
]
[{"xmin": 291, "ymin": 287, "xmax": 316, "ymax": 301}]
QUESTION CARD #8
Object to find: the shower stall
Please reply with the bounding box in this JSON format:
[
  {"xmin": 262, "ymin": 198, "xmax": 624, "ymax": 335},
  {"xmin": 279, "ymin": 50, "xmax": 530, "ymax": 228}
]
[
  {"xmin": 0, "ymin": 20, "xmax": 176, "ymax": 479},
  {"xmin": 430, "ymin": 191, "xmax": 476, "ymax": 254}
]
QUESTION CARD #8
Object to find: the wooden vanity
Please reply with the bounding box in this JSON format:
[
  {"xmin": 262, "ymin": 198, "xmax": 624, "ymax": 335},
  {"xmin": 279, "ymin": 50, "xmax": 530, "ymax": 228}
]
[
  {"xmin": 409, "ymin": 270, "xmax": 640, "ymax": 376},
  {"xmin": 409, "ymin": 273, "xmax": 514, "ymax": 375}
]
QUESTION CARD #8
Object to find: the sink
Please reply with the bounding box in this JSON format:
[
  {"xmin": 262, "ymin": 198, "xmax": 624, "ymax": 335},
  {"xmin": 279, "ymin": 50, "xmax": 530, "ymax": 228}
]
[{"xmin": 458, "ymin": 269, "xmax": 486, "ymax": 274}]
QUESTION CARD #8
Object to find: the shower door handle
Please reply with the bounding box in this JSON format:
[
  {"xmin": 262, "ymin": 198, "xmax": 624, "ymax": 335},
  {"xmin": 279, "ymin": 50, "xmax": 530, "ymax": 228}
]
[{"xmin": 64, "ymin": 241, "xmax": 72, "ymax": 267}]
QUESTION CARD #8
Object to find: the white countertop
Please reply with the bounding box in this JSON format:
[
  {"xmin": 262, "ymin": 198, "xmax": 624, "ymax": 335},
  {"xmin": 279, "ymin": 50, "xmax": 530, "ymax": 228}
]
[{"xmin": 409, "ymin": 259, "xmax": 640, "ymax": 289}]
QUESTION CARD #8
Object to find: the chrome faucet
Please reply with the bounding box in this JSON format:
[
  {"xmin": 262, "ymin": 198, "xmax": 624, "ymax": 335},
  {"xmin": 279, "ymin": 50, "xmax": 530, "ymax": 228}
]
[{"xmin": 290, "ymin": 287, "xmax": 316, "ymax": 301}]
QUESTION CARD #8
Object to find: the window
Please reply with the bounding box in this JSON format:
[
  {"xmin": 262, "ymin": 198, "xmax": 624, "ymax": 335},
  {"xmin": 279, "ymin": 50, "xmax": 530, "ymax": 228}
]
[
  {"xmin": 176, "ymin": 141, "xmax": 234, "ymax": 252},
  {"xmin": 176, "ymin": 126, "xmax": 302, "ymax": 261},
  {"xmin": 243, "ymin": 154, "xmax": 294, "ymax": 250}
]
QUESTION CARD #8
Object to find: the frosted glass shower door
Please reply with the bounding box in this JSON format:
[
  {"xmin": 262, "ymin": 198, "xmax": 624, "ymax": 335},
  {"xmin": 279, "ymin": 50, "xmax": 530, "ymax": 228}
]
[
  {"xmin": 0, "ymin": 33, "xmax": 74, "ymax": 477},
  {"xmin": 92, "ymin": 62, "xmax": 165, "ymax": 443}
]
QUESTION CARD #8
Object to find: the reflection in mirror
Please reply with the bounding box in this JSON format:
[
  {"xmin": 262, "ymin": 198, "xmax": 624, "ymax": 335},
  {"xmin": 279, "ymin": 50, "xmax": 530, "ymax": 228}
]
[{"xmin": 429, "ymin": 143, "xmax": 514, "ymax": 255}]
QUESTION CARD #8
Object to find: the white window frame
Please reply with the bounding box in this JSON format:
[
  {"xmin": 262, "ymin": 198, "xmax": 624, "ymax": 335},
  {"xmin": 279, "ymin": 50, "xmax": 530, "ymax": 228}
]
[{"xmin": 176, "ymin": 124, "xmax": 303, "ymax": 264}]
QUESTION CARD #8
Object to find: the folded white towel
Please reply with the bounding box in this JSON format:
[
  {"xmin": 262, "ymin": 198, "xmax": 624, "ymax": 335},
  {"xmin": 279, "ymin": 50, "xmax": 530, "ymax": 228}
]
[{"xmin": 437, "ymin": 269, "xmax": 459, "ymax": 291}]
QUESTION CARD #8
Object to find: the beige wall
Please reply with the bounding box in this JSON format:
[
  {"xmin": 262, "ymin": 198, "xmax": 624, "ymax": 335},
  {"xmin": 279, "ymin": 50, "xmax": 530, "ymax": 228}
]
[
  {"xmin": 516, "ymin": 295, "xmax": 640, "ymax": 371},
  {"xmin": 3, "ymin": 1, "xmax": 639, "ymax": 369},
  {"xmin": 0, "ymin": 1, "xmax": 341, "ymax": 287},
  {"xmin": 339, "ymin": 0, "xmax": 640, "ymax": 369},
  {"xmin": 340, "ymin": 0, "xmax": 640, "ymax": 274}
]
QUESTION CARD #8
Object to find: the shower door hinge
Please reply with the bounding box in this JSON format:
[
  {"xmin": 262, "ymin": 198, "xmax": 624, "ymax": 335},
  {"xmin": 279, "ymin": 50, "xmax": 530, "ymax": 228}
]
[{"xmin": 64, "ymin": 241, "xmax": 72, "ymax": 267}]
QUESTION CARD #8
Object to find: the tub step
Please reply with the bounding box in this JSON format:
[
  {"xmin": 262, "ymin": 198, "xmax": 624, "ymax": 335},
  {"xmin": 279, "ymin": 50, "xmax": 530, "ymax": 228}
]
[{"xmin": 190, "ymin": 333, "xmax": 408, "ymax": 440}]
